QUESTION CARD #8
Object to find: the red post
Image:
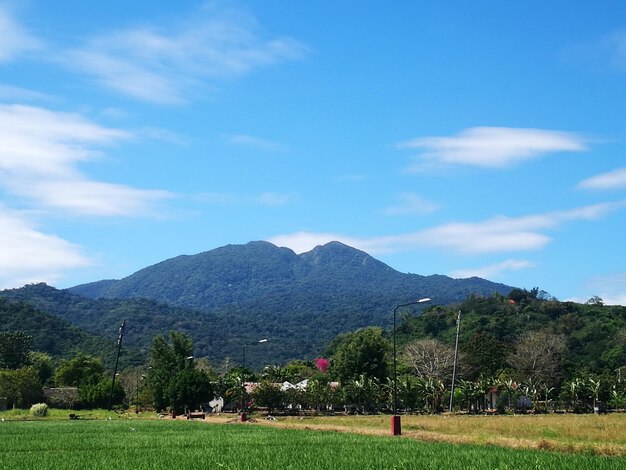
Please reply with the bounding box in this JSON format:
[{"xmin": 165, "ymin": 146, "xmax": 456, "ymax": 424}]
[
  {"xmin": 390, "ymin": 415, "xmax": 401, "ymax": 435},
  {"xmin": 239, "ymin": 412, "xmax": 247, "ymax": 422}
]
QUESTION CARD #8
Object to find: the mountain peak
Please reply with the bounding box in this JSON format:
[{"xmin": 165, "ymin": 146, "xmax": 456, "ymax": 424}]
[{"xmin": 298, "ymin": 241, "xmax": 394, "ymax": 278}]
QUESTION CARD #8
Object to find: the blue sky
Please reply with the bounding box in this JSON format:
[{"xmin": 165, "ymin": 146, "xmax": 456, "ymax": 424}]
[{"xmin": 1, "ymin": 1, "xmax": 626, "ymax": 305}]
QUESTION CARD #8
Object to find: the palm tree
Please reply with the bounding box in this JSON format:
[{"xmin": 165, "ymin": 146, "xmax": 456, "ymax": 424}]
[
  {"xmin": 498, "ymin": 378, "xmax": 518, "ymax": 412},
  {"xmin": 262, "ymin": 365, "xmax": 284, "ymax": 382},
  {"xmin": 541, "ymin": 384, "xmax": 555, "ymax": 412},
  {"xmin": 587, "ymin": 377, "xmax": 601, "ymax": 412},
  {"xmin": 346, "ymin": 374, "xmax": 382, "ymax": 413}
]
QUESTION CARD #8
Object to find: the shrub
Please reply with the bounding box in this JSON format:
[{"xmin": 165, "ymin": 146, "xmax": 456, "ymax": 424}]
[{"xmin": 30, "ymin": 403, "xmax": 49, "ymax": 417}]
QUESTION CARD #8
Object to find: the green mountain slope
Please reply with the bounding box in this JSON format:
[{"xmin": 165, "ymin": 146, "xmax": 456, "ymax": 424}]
[
  {"xmin": 69, "ymin": 241, "xmax": 513, "ymax": 310},
  {"xmin": 3, "ymin": 241, "xmax": 515, "ymax": 368},
  {"xmin": 0, "ymin": 296, "xmax": 118, "ymax": 365}
]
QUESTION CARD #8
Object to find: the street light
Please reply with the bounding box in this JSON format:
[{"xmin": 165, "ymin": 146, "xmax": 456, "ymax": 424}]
[
  {"xmin": 449, "ymin": 310, "xmax": 461, "ymax": 412},
  {"xmin": 392, "ymin": 297, "xmax": 430, "ymax": 436},
  {"xmin": 242, "ymin": 339, "xmax": 268, "ymax": 370},
  {"xmin": 135, "ymin": 371, "xmax": 145, "ymax": 414},
  {"xmin": 240, "ymin": 338, "xmax": 269, "ymax": 422}
]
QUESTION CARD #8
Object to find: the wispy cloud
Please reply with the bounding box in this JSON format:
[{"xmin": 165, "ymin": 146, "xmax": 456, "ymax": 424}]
[
  {"xmin": 449, "ymin": 259, "xmax": 534, "ymax": 280},
  {"xmin": 0, "ymin": 206, "xmax": 91, "ymax": 288},
  {"xmin": 579, "ymin": 272, "xmax": 626, "ymax": 306},
  {"xmin": 0, "ymin": 104, "xmax": 171, "ymax": 216},
  {"xmin": 578, "ymin": 167, "xmax": 626, "ymax": 190},
  {"xmin": 384, "ymin": 193, "xmax": 440, "ymax": 215},
  {"xmin": 0, "ymin": 83, "xmax": 56, "ymax": 102},
  {"xmin": 0, "ymin": 7, "xmax": 42, "ymax": 62},
  {"xmin": 195, "ymin": 191, "xmax": 293, "ymax": 207},
  {"xmin": 564, "ymin": 30, "xmax": 626, "ymax": 73},
  {"xmin": 58, "ymin": 6, "xmax": 306, "ymax": 104},
  {"xmin": 225, "ymin": 134, "xmax": 288, "ymax": 152},
  {"xmin": 255, "ymin": 192, "xmax": 292, "ymax": 206},
  {"xmin": 5, "ymin": 178, "xmax": 171, "ymax": 217},
  {"xmin": 269, "ymin": 200, "xmax": 626, "ymax": 255},
  {"xmin": 602, "ymin": 31, "xmax": 626, "ymax": 70},
  {"xmin": 400, "ymin": 127, "xmax": 587, "ymax": 170}
]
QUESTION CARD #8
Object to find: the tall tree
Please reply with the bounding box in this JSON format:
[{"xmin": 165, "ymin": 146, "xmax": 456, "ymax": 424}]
[
  {"xmin": 401, "ymin": 338, "xmax": 456, "ymax": 382},
  {"xmin": 0, "ymin": 367, "xmax": 42, "ymax": 408},
  {"xmin": 145, "ymin": 331, "xmax": 215, "ymax": 412},
  {"xmin": 329, "ymin": 327, "xmax": 390, "ymax": 383},
  {"xmin": 53, "ymin": 353, "xmax": 104, "ymax": 387},
  {"xmin": 508, "ymin": 331, "xmax": 566, "ymax": 386},
  {"xmin": 462, "ymin": 332, "xmax": 510, "ymax": 380}
]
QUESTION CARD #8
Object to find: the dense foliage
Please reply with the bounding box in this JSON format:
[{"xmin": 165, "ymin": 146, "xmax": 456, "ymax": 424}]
[
  {"xmin": 397, "ymin": 290, "xmax": 626, "ymax": 380},
  {"xmin": 0, "ymin": 240, "xmax": 508, "ymax": 366},
  {"xmin": 144, "ymin": 332, "xmax": 216, "ymax": 413},
  {"xmin": 0, "ymin": 240, "xmax": 512, "ymax": 367},
  {"xmin": 0, "ymin": 298, "xmax": 116, "ymax": 365},
  {"xmin": 1, "ymin": 242, "xmax": 623, "ymax": 416}
]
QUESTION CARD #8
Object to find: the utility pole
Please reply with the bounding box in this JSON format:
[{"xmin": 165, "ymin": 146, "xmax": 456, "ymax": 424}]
[
  {"xmin": 108, "ymin": 319, "xmax": 126, "ymax": 411},
  {"xmin": 449, "ymin": 310, "xmax": 461, "ymax": 412}
]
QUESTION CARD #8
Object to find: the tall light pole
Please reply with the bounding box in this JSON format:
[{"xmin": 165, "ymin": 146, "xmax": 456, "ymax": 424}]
[
  {"xmin": 242, "ymin": 339, "xmax": 268, "ymax": 370},
  {"xmin": 449, "ymin": 310, "xmax": 461, "ymax": 412},
  {"xmin": 392, "ymin": 298, "xmax": 430, "ymax": 436},
  {"xmin": 240, "ymin": 338, "xmax": 268, "ymax": 422}
]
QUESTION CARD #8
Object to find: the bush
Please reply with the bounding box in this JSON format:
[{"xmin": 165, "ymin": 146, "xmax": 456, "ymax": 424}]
[{"xmin": 30, "ymin": 403, "xmax": 49, "ymax": 417}]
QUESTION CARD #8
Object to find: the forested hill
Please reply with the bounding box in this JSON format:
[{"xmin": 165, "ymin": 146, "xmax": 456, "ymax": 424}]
[
  {"xmin": 69, "ymin": 241, "xmax": 513, "ymax": 311},
  {"xmin": 396, "ymin": 290, "xmax": 626, "ymax": 380},
  {"xmin": 0, "ymin": 297, "xmax": 118, "ymax": 365},
  {"xmin": 1, "ymin": 241, "xmax": 514, "ymax": 367}
]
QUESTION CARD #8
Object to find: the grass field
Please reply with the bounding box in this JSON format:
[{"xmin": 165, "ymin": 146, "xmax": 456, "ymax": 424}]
[
  {"xmin": 0, "ymin": 418, "xmax": 625, "ymax": 469},
  {"xmin": 260, "ymin": 413, "xmax": 626, "ymax": 456}
]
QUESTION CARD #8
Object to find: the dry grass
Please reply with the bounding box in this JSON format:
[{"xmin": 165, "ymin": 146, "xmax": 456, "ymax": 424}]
[{"xmin": 219, "ymin": 413, "xmax": 626, "ymax": 457}]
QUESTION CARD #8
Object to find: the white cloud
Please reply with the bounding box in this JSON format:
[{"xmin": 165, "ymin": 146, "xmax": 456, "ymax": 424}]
[
  {"xmin": 0, "ymin": 104, "xmax": 171, "ymax": 216},
  {"xmin": 6, "ymin": 178, "xmax": 171, "ymax": 217},
  {"xmin": 0, "ymin": 7, "xmax": 41, "ymax": 62},
  {"xmin": 255, "ymin": 192, "xmax": 292, "ymax": 206},
  {"xmin": 567, "ymin": 30, "xmax": 626, "ymax": 73},
  {"xmin": 449, "ymin": 259, "xmax": 534, "ymax": 280},
  {"xmin": 0, "ymin": 104, "xmax": 128, "ymax": 175},
  {"xmin": 226, "ymin": 134, "xmax": 288, "ymax": 152},
  {"xmin": 268, "ymin": 231, "xmax": 366, "ymax": 254},
  {"xmin": 194, "ymin": 191, "xmax": 292, "ymax": 207},
  {"xmin": 0, "ymin": 206, "xmax": 91, "ymax": 288},
  {"xmin": 269, "ymin": 200, "xmax": 626, "ymax": 256},
  {"xmin": 59, "ymin": 6, "xmax": 306, "ymax": 104},
  {"xmin": 602, "ymin": 31, "xmax": 626, "ymax": 70},
  {"xmin": 578, "ymin": 167, "xmax": 626, "ymax": 190},
  {"xmin": 581, "ymin": 272, "xmax": 626, "ymax": 306},
  {"xmin": 400, "ymin": 127, "xmax": 587, "ymax": 169},
  {"xmin": 384, "ymin": 193, "xmax": 440, "ymax": 215}
]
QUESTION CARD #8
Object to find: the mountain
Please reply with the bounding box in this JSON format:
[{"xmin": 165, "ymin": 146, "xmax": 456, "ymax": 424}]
[
  {"xmin": 3, "ymin": 241, "xmax": 515, "ymax": 367},
  {"xmin": 70, "ymin": 241, "xmax": 513, "ymax": 311}
]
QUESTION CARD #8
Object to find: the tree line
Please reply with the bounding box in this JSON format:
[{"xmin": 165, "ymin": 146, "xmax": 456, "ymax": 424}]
[{"xmin": 1, "ymin": 288, "xmax": 625, "ymax": 414}]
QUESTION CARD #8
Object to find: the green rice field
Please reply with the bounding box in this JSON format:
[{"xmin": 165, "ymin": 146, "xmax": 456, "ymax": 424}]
[{"xmin": 0, "ymin": 419, "xmax": 624, "ymax": 469}]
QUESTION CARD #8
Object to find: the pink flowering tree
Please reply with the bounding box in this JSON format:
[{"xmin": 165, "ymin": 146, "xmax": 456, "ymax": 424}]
[{"xmin": 313, "ymin": 357, "xmax": 329, "ymax": 373}]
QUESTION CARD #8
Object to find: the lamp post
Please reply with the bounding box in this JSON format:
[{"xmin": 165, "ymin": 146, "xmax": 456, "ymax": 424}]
[
  {"xmin": 392, "ymin": 298, "xmax": 430, "ymax": 436},
  {"xmin": 449, "ymin": 310, "xmax": 461, "ymax": 412},
  {"xmin": 242, "ymin": 339, "xmax": 268, "ymax": 370},
  {"xmin": 240, "ymin": 338, "xmax": 268, "ymax": 422}
]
